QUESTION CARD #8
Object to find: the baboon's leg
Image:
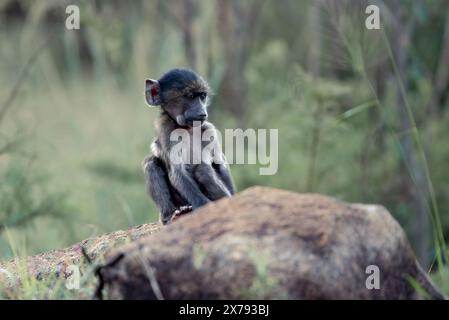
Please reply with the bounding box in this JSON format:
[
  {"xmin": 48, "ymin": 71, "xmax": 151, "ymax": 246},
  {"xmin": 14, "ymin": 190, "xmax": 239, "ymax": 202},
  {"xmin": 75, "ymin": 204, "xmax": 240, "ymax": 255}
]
[
  {"xmin": 143, "ymin": 155, "xmax": 178, "ymax": 224},
  {"xmin": 212, "ymin": 162, "xmax": 235, "ymax": 195},
  {"xmin": 194, "ymin": 163, "xmax": 232, "ymax": 201}
]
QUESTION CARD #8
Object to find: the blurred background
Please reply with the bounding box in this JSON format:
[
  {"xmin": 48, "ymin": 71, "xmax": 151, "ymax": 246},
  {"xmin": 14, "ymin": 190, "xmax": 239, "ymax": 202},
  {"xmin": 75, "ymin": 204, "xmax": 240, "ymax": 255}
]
[{"xmin": 0, "ymin": 0, "xmax": 448, "ymax": 279}]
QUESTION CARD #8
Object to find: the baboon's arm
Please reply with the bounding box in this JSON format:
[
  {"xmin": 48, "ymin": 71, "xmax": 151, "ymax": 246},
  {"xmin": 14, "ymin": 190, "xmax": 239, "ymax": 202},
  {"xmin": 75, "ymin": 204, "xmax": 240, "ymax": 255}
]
[
  {"xmin": 213, "ymin": 162, "xmax": 235, "ymax": 195},
  {"xmin": 194, "ymin": 163, "xmax": 232, "ymax": 201},
  {"xmin": 169, "ymin": 165, "xmax": 210, "ymax": 209}
]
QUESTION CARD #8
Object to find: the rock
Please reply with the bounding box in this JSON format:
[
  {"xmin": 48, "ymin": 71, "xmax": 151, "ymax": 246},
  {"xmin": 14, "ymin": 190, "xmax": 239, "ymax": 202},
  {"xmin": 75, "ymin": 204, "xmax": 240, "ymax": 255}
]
[
  {"xmin": 0, "ymin": 223, "xmax": 161, "ymax": 289},
  {"xmin": 97, "ymin": 186, "xmax": 445, "ymax": 300}
]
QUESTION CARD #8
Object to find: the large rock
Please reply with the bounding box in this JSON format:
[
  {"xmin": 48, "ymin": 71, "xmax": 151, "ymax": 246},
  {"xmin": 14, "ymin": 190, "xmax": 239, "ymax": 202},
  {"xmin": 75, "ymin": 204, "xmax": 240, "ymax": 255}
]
[{"xmin": 97, "ymin": 186, "xmax": 445, "ymax": 300}]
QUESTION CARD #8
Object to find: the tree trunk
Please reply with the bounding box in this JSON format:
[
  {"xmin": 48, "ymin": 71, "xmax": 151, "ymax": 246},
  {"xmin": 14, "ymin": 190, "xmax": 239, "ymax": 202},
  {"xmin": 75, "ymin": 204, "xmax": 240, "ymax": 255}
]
[
  {"xmin": 163, "ymin": 0, "xmax": 198, "ymax": 69},
  {"xmin": 216, "ymin": 0, "xmax": 260, "ymax": 119},
  {"xmin": 180, "ymin": 0, "xmax": 197, "ymax": 69},
  {"xmin": 216, "ymin": 0, "xmax": 245, "ymax": 118}
]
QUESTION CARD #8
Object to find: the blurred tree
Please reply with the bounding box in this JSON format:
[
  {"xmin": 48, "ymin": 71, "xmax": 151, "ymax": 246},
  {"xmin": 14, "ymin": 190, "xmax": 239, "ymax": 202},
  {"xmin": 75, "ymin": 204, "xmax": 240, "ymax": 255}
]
[
  {"xmin": 162, "ymin": 0, "xmax": 198, "ymax": 69},
  {"xmin": 0, "ymin": 0, "xmax": 26, "ymax": 25},
  {"xmin": 389, "ymin": 0, "xmax": 430, "ymax": 267},
  {"xmin": 429, "ymin": 7, "xmax": 449, "ymax": 117},
  {"xmin": 216, "ymin": 0, "xmax": 260, "ymax": 118}
]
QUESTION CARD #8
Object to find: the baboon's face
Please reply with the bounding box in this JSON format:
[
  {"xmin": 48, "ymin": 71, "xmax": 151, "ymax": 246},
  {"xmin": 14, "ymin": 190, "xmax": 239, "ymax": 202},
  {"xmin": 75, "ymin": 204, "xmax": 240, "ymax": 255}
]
[
  {"xmin": 163, "ymin": 88, "xmax": 209, "ymax": 127},
  {"xmin": 145, "ymin": 68, "xmax": 211, "ymax": 128}
]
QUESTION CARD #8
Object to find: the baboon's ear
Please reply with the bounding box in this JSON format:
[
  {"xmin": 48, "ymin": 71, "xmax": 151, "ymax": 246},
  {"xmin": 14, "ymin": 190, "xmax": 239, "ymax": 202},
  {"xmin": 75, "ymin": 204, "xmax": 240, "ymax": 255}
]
[{"xmin": 145, "ymin": 79, "xmax": 161, "ymax": 106}]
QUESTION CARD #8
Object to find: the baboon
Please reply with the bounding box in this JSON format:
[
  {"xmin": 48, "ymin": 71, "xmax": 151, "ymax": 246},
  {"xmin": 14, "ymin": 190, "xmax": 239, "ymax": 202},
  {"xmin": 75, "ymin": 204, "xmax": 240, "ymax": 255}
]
[{"xmin": 142, "ymin": 68, "xmax": 235, "ymax": 224}]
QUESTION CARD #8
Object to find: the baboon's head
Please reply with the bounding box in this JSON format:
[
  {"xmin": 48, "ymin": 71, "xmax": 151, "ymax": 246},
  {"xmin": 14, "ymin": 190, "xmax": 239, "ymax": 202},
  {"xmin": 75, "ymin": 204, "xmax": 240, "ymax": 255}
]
[{"xmin": 145, "ymin": 68, "xmax": 211, "ymax": 127}]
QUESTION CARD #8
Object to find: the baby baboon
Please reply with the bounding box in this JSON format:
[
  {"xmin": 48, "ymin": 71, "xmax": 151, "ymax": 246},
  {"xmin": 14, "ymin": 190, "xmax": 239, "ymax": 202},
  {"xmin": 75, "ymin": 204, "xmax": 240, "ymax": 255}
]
[{"xmin": 142, "ymin": 68, "xmax": 235, "ymax": 224}]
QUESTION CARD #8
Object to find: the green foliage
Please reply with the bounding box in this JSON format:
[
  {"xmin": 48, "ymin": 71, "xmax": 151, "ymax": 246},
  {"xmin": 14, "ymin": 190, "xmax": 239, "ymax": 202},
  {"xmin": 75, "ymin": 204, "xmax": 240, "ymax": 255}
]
[
  {"xmin": 0, "ymin": 161, "xmax": 64, "ymax": 229},
  {"xmin": 0, "ymin": 133, "xmax": 72, "ymax": 260}
]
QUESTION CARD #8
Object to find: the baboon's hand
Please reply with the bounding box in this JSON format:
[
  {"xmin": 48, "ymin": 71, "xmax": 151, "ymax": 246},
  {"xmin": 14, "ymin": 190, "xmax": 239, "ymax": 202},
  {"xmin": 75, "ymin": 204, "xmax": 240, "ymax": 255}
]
[
  {"xmin": 178, "ymin": 205, "xmax": 193, "ymax": 214},
  {"xmin": 168, "ymin": 205, "xmax": 193, "ymax": 224}
]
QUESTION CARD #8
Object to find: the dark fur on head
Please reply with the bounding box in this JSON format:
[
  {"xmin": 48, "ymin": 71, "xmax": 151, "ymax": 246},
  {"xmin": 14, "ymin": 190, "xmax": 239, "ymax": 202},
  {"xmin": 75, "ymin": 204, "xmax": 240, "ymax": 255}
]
[{"xmin": 158, "ymin": 68, "xmax": 211, "ymax": 102}]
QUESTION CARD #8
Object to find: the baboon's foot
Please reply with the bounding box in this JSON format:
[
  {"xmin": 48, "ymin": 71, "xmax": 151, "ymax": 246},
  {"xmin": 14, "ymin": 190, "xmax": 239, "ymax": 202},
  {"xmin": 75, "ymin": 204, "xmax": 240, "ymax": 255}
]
[
  {"xmin": 160, "ymin": 209, "xmax": 176, "ymax": 225},
  {"xmin": 169, "ymin": 205, "xmax": 193, "ymax": 223}
]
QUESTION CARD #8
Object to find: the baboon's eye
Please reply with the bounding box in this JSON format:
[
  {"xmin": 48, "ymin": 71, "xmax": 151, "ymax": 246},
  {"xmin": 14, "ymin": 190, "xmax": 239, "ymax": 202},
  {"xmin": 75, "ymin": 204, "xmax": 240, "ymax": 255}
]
[
  {"xmin": 199, "ymin": 92, "xmax": 207, "ymax": 100},
  {"xmin": 185, "ymin": 92, "xmax": 195, "ymax": 100}
]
